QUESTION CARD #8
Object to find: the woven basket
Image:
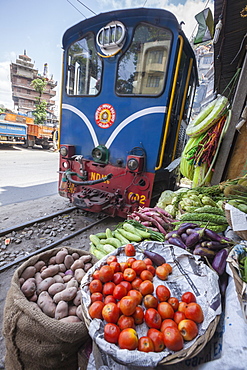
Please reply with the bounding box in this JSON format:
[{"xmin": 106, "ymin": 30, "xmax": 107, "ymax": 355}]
[{"xmin": 225, "ymin": 208, "xmax": 247, "ymax": 240}]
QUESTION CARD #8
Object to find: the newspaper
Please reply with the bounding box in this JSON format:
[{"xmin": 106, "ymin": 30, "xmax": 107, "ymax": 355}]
[{"xmin": 81, "ymin": 241, "xmax": 221, "ymax": 368}]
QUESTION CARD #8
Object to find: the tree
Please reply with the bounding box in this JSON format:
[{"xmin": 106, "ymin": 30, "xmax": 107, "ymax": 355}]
[{"xmin": 31, "ymin": 78, "xmax": 47, "ymax": 125}]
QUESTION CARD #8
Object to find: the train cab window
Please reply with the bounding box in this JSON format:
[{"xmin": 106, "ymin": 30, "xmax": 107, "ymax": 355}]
[
  {"xmin": 66, "ymin": 32, "xmax": 102, "ymax": 96},
  {"xmin": 116, "ymin": 23, "xmax": 172, "ymax": 95}
]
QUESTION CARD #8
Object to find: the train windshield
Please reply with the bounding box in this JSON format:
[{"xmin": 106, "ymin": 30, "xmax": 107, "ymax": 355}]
[
  {"xmin": 66, "ymin": 32, "xmax": 102, "ymax": 96},
  {"xmin": 116, "ymin": 23, "xmax": 172, "ymax": 95}
]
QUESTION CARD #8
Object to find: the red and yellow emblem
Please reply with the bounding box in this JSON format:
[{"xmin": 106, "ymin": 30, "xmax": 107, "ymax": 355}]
[{"xmin": 95, "ymin": 103, "xmax": 116, "ymax": 128}]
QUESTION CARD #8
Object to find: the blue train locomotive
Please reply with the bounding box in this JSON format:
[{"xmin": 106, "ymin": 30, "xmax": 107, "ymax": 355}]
[{"xmin": 59, "ymin": 7, "xmax": 198, "ymax": 218}]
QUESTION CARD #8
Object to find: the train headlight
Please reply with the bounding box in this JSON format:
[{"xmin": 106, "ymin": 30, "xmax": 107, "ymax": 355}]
[
  {"xmin": 92, "ymin": 145, "xmax": 109, "ymax": 163},
  {"xmin": 60, "ymin": 146, "xmax": 68, "ymax": 157},
  {"xmin": 126, "ymin": 155, "xmax": 144, "ymax": 173}
]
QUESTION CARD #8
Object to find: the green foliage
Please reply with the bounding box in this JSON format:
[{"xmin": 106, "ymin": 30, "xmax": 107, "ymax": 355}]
[
  {"xmin": 31, "ymin": 78, "xmax": 47, "ymax": 96},
  {"xmin": 31, "ymin": 78, "xmax": 47, "ymax": 125}
]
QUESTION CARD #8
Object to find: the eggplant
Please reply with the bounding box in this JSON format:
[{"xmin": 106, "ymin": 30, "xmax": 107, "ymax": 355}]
[
  {"xmin": 180, "ymin": 233, "xmax": 188, "ymax": 243},
  {"xmin": 186, "ymin": 227, "xmax": 203, "ymax": 235},
  {"xmin": 212, "ymin": 248, "xmax": 228, "ymax": 275},
  {"xmin": 219, "ymin": 271, "xmax": 229, "ymax": 297},
  {"xmin": 168, "ymin": 237, "xmax": 187, "ymax": 249},
  {"xmin": 204, "ymin": 228, "xmax": 233, "ymax": 244},
  {"xmin": 143, "ymin": 250, "xmax": 166, "ymax": 266},
  {"xmin": 206, "ymin": 241, "xmax": 229, "ymax": 250},
  {"xmin": 185, "ymin": 232, "xmax": 201, "ymax": 248},
  {"xmin": 193, "ymin": 246, "xmax": 216, "ymax": 258},
  {"xmin": 165, "ymin": 231, "xmax": 179, "ymax": 240},
  {"xmin": 176, "ymin": 223, "xmax": 198, "ymax": 235}
]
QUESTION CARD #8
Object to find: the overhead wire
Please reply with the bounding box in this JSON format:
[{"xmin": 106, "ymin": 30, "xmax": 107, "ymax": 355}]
[
  {"xmin": 66, "ymin": 0, "xmax": 87, "ymax": 17},
  {"xmin": 76, "ymin": 0, "xmax": 97, "ymax": 15}
]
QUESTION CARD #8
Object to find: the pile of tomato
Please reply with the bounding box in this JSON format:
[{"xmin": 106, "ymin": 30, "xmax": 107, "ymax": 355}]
[{"xmin": 87, "ymin": 244, "xmax": 204, "ymax": 353}]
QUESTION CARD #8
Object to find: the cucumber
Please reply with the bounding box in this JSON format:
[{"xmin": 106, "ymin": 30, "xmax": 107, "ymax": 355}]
[
  {"xmin": 100, "ymin": 238, "xmax": 121, "ymax": 248},
  {"xmin": 105, "ymin": 228, "xmax": 113, "ymax": 238},
  {"xmin": 118, "ymin": 228, "xmax": 142, "ymax": 242},
  {"xmin": 93, "ymin": 249, "xmax": 107, "ymax": 260},
  {"xmin": 114, "ymin": 230, "xmax": 130, "ymax": 244},
  {"xmin": 103, "ymin": 244, "xmax": 116, "ymax": 254},
  {"xmin": 123, "ymin": 222, "xmax": 150, "ymax": 239},
  {"xmin": 89, "ymin": 234, "xmax": 101, "ymax": 247},
  {"xmin": 95, "ymin": 232, "xmax": 107, "ymax": 239}
]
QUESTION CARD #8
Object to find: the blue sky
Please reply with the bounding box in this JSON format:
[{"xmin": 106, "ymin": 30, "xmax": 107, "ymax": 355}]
[{"xmin": 0, "ymin": 0, "xmax": 213, "ymax": 113}]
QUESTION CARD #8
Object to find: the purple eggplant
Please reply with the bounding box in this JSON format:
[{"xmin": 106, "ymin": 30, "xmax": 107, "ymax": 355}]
[
  {"xmin": 165, "ymin": 231, "xmax": 179, "ymax": 240},
  {"xmin": 176, "ymin": 223, "xmax": 198, "ymax": 235},
  {"xmin": 206, "ymin": 241, "xmax": 229, "ymax": 250},
  {"xmin": 212, "ymin": 248, "xmax": 228, "ymax": 275},
  {"xmin": 143, "ymin": 250, "xmax": 166, "ymax": 266},
  {"xmin": 180, "ymin": 233, "xmax": 188, "ymax": 243},
  {"xmin": 219, "ymin": 271, "xmax": 229, "ymax": 297},
  {"xmin": 185, "ymin": 232, "xmax": 201, "ymax": 248},
  {"xmin": 186, "ymin": 227, "xmax": 203, "ymax": 235},
  {"xmin": 204, "ymin": 229, "xmax": 233, "ymax": 244},
  {"xmin": 168, "ymin": 237, "xmax": 187, "ymax": 249},
  {"xmin": 193, "ymin": 246, "xmax": 216, "ymax": 258}
]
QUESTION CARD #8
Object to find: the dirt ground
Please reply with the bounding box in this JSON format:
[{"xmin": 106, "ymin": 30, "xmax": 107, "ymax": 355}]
[{"xmin": 0, "ymin": 194, "xmax": 119, "ymax": 369}]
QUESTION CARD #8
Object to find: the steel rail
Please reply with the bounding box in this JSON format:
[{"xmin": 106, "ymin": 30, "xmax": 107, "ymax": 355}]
[{"xmin": 0, "ymin": 215, "xmax": 109, "ymax": 272}]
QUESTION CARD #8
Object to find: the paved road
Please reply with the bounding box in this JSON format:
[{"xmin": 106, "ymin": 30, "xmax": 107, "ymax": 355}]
[{"xmin": 0, "ymin": 145, "xmax": 60, "ymax": 206}]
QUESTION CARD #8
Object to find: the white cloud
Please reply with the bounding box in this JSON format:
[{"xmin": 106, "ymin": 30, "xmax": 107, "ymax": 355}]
[{"xmin": 0, "ymin": 61, "xmax": 14, "ymax": 110}]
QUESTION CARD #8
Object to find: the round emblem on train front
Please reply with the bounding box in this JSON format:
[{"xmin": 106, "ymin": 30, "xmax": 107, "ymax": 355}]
[{"xmin": 95, "ymin": 104, "xmax": 116, "ymax": 129}]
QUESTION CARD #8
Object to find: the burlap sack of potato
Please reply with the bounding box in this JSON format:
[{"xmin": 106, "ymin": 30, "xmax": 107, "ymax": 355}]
[{"xmin": 3, "ymin": 246, "xmax": 97, "ymax": 370}]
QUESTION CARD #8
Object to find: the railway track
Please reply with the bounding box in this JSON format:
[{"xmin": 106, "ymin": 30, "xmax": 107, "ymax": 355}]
[{"xmin": 0, "ymin": 207, "xmax": 113, "ymax": 272}]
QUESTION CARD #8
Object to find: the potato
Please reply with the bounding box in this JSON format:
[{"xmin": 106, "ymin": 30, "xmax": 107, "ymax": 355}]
[
  {"xmin": 37, "ymin": 291, "xmax": 56, "ymax": 318},
  {"xmin": 59, "ymin": 263, "xmax": 66, "ymax": 273},
  {"xmin": 76, "ymin": 305, "xmax": 83, "ymax": 321},
  {"xmin": 48, "ymin": 282, "xmax": 66, "ymax": 296},
  {"xmin": 21, "ymin": 278, "xmax": 36, "ymax": 298},
  {"xmin": 64, "ymin": 255, "xmax": 74, "ymax": 270},
  {"xmin": 19, "ymin": 277, "xmax": 25, "ymax": 286},
  {"xmin": 40, "ymin": 265, "xmax": 60, "ymax": 279},
  {"xmin": 33, "ymin": 260, "xmax": 46, "ymax": 272},
  {"xmin": 79, "ymin": 255, "xmax": 92, "ymax": 264},
  {"xmin": 68, "ymin": 305, "xmax": 77, "ymax": 316},
  {"xmin": 20, "ymin": 266, "xmax": 36, "ymax": 281},
  {"xmin": 72, "ymin": 252, "xmax": 80, "ymax": 260},
  {"xmin": 55, "ymin": 249, "xmax": 68, "ymax": 264},
  {"xmin": 37, "ymin": 277, "xmax": 56, "ymax": 295},
  {"xmin": 70, "ymin": 259, "xmax": 84, "ymax": 271},
  {"xmin": 53, "ymin": 287, "xmax": 77, "ymax": 303},
  {"xmin": 48, "ymin": 256, "xmax": 56, "ymax": 265},
  {"xmin": 29, "ymin": 292, "xmax": 38, "ymax": 302},
  {"xmin": 66, "ymin": 278, "xmax": 78, "ymax": 289},
  {"xmin": 35, "ymin": 272, "xmax": 43, "ymax": 285},
  {"xmin": 74, "ymin": 268, "xmax": 86, "ymax": 283},
  {"xmin": 53, "ymin": 274, "xmax": 64, "ymax": 284},
  {"xmin": 63, "ymin": 274, "xmax": 73, "ymax": 283},
  {"xmin": 73, "ymin": 290, "xmax": 82, "ymax": 306},
  {"xmin": 60, "ymin": 316, "xmax": 81, "ymax": 323},
  {"xmin": 55, "ymin": 300, "xmax": 69, "ymax": 320},
  {"xmin": 84, "ymin": 263, "xmax": 93, "ymax": 272}
]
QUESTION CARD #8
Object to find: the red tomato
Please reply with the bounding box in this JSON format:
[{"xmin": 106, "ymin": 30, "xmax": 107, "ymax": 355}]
[
  {"xmin": 124, "ymin": 244, "xmax": 136, "ymax": 257},
  {"xmin": 127, "ymin": 289, "xmax": 143, "ymax": 305},
  {"xmin": 102, "ymin": 282, "xmax": 116, "ymax": 296},
  {"xmin": 91, "ymin": 292, "xmax": 103, "ymax": 303},
  {"xmin": 131, "ymin": 260, "xmax": 147, "ymax": 275},
  {"xmin": 173, "ymin": 311, "xmax": 186, "ymax": 325},
  {"xmin": 102, "ymin": 302, "xmax": 120, "ymax": 323},
  {"xmin": 177, "ymin": 301, "xmax": 188, "ymax": 313},
  {"xmin": 113, "ymin": 272, "xmax": 124, "ymax": 285},
  {"xmin": 104, "ymin": 295, "xmax": 116, "ymax": 304},
  {"xmin": 155, "ymin": 265, "xmax": 169, "ymax": 280},
  {"xmin": 113, "ymin": 284, "xmax": 127, "ymax": 300},
  {"xmin": 168, "ymin": 297, "xmax": 179, "ymax": 311},
  {"xmin": 146, "ymin": 265, "xmax": 156, "ymax": 276},
  {"xmin": 117, "ymin": 315, "xmax": 135, "ymax": 330},
  {"xmin": 139, "ymin": 280, "xmax": 154, "ymax": 296},
  {"xmin": 162, "ymin": 263, "xmax": 172, "ymax": 274},
  {"xmin": 181, "ymin": 291, "xmax": 197, "ymax": 304},
  {"xmin": 157, "ymin": 302, "xmax": 174, "ymax": 320},
  {"xmin": 99, "ymin": 265, "xmax": 114, "ymax": 283},
  {"xmin": 160, "ymin": 319, "xmax": 178, "ymax": 332},
  {"xmin": 163, "ymin": 327, "xmax": 184, "ymax": 351},
  {"xmin": 126, "ymin": 257, "xmax": 136, "ymax": 267},
  {"xmin": 119, "ymin": 296, "xmax": 137, "ymax": 316},
  {"xmin": 144, "ymin": 308, "xmax": 162, "ymax": 329},
  {"xmin": 156, "ymin": 285, "xmax": 171, "ymax": 302},
  {"xmin": 119, "ymin": 280, "xmax": 132, "ymax": 292},
  {"xmin": 184, "ymin": 303, "xmax": 204, "ymax": 323},
  {"xmin": 120, "ymin": 262, "xmax": 128, "ymax": 272},
  {"xmin": 143, "ymin": 294, "xmax": 158, "ymax": 309},
  {"xmin": 104, "ymin": 323, "xmax": 120, "ymax": 344},
  {"xmin": 147, "ymin": 328, "xmax": 165, "ymax": 352},
  {"xmin": 123, "ymin": 268, "xmax": 136, "ymax": 282},
  {"xmin": 138, "ymin": 336, "xmax": 154, "ymax": 352},
  {"xmin": 143, "ymin": 258, "xmax": 153, "ymax": 266},
  {"xmin": 131, "ymin": 277, "xmax": 143, "ymax": 291},
  {"xmin": 109, "ymin": 261, "xmax": 121, "ymax": 273},
  {"xmin": 178, "ymin": 319, "xmax": 198, "ymax": 341},
  {"xmin": 89, "ymin": 279, "xmax": 103, "ymax": 294},
  {"xmin": 132, "ymin": 306, "xmax": 144, "ymax": 325},
  {"xmin": 140, "ymin": 269, "xmax": 153, "ymax": 281},
  {"xmin": 92, "ymin": 270, "xmax": 100, "ymax": 280},
  {"xmin": 88, "ymin": 301, "xmax": 105, "ymax": 319},
  {"xmin": 106, "ymin": 255, "xmax": 118, "ymax": 264},
  {"xmin": 118, "ymin": 328, "xmax": 138, "ymax": 350}
]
